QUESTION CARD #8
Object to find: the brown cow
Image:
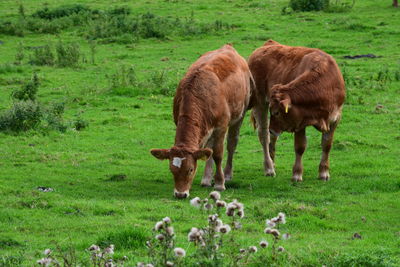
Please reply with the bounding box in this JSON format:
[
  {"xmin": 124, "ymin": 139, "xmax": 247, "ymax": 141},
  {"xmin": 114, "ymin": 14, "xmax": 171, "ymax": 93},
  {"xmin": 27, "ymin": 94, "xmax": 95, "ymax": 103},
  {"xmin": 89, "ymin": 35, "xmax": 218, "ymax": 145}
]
[
  {"xmin": 249, "ymin": 40, "xmax": 345, "ymax": 182},
  {"xmin": 151, "ymin": 44, "xmax": 252, "ymax": 198}
]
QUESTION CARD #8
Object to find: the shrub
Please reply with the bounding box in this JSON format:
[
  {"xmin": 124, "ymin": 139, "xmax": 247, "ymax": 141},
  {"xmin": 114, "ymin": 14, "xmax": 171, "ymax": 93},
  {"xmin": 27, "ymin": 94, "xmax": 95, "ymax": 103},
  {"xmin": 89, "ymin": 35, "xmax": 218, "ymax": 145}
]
[
  {"xmin": 0, "ymin": 20, "xmax": 24, "ymax": 36},
  {"xmin": 289, "ymin": 0, "xmax": 329, "ymax": 11},
  {"xmin": 14, "ymin": 42, "xmax": 25, "ymax": 65},
  {"xmin": 11, "ymin": 73, "xmax": 40, "ymax": 101},
  {"xmin": 0, "ymin": 100, "xmax": 42, "ymax": 132},
  {"xmin": 29, "ymin": 45, "xmax": 55, "ymax": 66},
  {"xmin": 73, "ymin": 117, "xmax": 88, "ymax": 131},
  {"xmin": 43, "ymin": 102, "xmax": 67, "ymax": 132},
  {"xmin": 32, "ymin": 4, "xmax": 92, "ymax": 20},
  {"xmin": 56, "ymin": 41, "xmax": 81, "ymax": 67}
]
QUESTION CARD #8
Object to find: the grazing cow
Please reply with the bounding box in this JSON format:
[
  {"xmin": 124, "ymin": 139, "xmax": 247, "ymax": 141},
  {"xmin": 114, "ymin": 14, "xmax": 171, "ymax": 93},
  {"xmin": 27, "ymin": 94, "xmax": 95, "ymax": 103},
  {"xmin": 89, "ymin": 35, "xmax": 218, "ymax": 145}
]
[
  {"xmin": 151, "ymin": 44, "xmax": 253, "ymax": 198},
  {"xmin": 248, "ymin": 40, "xmax": 345, "ymax": 181}
]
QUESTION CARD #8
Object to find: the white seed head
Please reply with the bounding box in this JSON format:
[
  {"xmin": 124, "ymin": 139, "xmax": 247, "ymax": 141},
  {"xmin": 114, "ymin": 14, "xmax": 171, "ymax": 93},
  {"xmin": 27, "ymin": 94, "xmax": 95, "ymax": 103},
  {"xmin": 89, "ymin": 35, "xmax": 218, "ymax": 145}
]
[
  {"xmin": 136, "ymin": 263, "xmax": 145, "ymax": 267},
  {"xmin": 166, "ymin": 226, "xmax": 174, "ymax": 236},
  {"xmin": 259, "ymin": 240, "xmax": 269, "ymax": 248},
  {"xmin": 278, "ymin": 246, "xmax": 285, "ymax": 252},
  {"xmin": 216, "ymin": 200, "xmax": 227, "ymax": 208},
  {"xmin": 209, "ymin": 191, "xmax": 221, "ymax": 201},
  {"xmin": 216, "ymin": 219, "xmax": 223, "ymax": 228},
  {"xmin": 190, "ymin": 197, "xmax": 201, "ymax": 208},
  {"xmin": 44, "ymin": 249, "xmax": 52, "ymax": 256},
  {"xmin": 278, "ymin": 212, "xmax": 286, "ymax": 224},
  {"xmin": 104, "ymin": 244, "xmax": 115, "ymax": 254},
  {"xmin": 204, "ymin": 203, "xmax": 213, "ymax": 210},
  {"xmin": 208, "ymin": 214, "xmax": 218, "ymax": 222},
  {"xmin": 37, "ymin": 258, "xmax": 52, "ymax": 266},
  {"xmin": 249, "ymin": 246, "xmax": 258, "ymax": 253},
  {"xmin": 282, "ymin": 233, "xmax": 291, "ymax": 240},
  {"xmin": 146, "ymin": 264, "xmax": 154, "ymax": 267},
  {"xmin": 163, "ymin": 217, "xmax": 172, "ymax": 224},
  {"xmin": 156, "ymin": 234, "xmax": 165, "ymax": 241},
  {"xmin": 166, "ymin": 261, "xmax": 174, "ymax": 267},
  {"xmin": 239, "ymin": 248, "xmax": 246, "ymax": 253},
  {"xmin": 154, "ymin": 221, "xmax": 164, "ymax": 231},
  {"xmin": 89, "ymin": 244, "xmax": 100, "ymax": 252},
  {"xmin": 266, "ymin": 219, "xmax": 276, "ymax": 228},
  {"xmin": 174, "ymin": 247, "xmax": 186, "ymax": 257},
  {"xmin": 219, "ymin": 224, "xmax": 231, "ymax": 234}
]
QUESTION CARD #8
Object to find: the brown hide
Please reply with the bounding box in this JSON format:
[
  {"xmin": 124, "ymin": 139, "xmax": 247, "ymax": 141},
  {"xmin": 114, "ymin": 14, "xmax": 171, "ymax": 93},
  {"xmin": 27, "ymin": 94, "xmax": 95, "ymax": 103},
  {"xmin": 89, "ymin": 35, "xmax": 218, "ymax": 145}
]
[
  {"xmin": 249, "ymin": 40, "xmax": 345, "ymax": 134},
  {"xmin": 248, "ymin": 40, "xmax": 345, "ymax": 181},
  {"xmin": 152, "ymin": 44, "xmax": 252, "ymax": 197}
]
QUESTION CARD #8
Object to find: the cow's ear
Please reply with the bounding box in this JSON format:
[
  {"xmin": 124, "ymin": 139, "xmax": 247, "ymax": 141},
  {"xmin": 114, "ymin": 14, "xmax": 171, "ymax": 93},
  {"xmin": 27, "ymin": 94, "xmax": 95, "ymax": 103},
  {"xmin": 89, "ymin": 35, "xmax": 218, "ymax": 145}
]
[
  {"xmin": 193, "ymin": 148, "xmax": 213, "ymax": 161},
  {"xmin": 150, "ymin": 149, "xmax": 170, "ymax": 160},
  {"xmin": 280, "ymin": 98, "xmax": 291, "ymax": 114}
]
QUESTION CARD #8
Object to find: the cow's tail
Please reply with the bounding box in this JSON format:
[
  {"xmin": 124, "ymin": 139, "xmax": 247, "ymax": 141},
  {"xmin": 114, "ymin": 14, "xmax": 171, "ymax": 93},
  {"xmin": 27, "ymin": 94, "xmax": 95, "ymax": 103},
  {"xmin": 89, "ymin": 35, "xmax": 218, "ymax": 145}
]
[{"xmin": 250, "ymin": 110, "xmax": 257, "ymax": 130}]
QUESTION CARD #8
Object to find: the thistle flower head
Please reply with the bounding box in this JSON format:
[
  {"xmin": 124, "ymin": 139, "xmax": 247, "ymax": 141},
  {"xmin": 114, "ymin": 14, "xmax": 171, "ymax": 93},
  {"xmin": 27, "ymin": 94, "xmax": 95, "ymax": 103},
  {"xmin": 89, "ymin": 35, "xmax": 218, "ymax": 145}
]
[
  {"xmin": 174, "ymin": 247, "xmax": 186, "ymax": 257},
  {"xmin": 105, "ymin": 260, "xmax": 114, "ymax": 267},
  {"xmin": 208, "ymin": 214, "xmax": 218, "ymax": 222},
  {"xmin": 154, "ymin": 221, "xmax": 164, "ymax": 231},
  {"xmin": 209, "ymin": 191, "xmax": 221, "ymax": 201},
  {"xmin": 216, "ymin": 200, "xmax": 227, "ymax": 208},
  {"xmin": 282, "ymin": 233, "xmax": 291, "ymax": 240},
  {"xmin": 104, "ymin": 244, "xmax": 115, "ymax": 254},
  {"xmin": 259, "ymin": 240, "xmax": 269, "ymax": 248},
  {"xmin": 278, "ymin": 212, "xmax": 286, "ymax": 224},
  {"xmin": 190, "ymin": 197, "xmax": 201, "ymax": 208},
  {"xmin": 146, "ymin": 264, "xmax": 154, "ymax": 267},
  {"xmin": 204, "ymin": 203, "xmax": 213, "ymax": 210},
  {"xmin": 136, "ymin": 263, "xmax": 145, "ymax": 267},
  {"xmin": 166, "ymin": 226, "xmax": 174, "ymax": 236},
  {"xmin": 188, "ymin": 227, "xmax": 203, "ymax": 242},
  {"xmin": 264, "ymin": 228, "xmax": 280, "ymax": 238},
  {"xmin": 239, "ymin": 248, "xmax": 246, "ymax": 253},
  {"xmin": 166, "ymin": 261, "xmax": 174, "ymax": 267},
  {"xmin": 278, "ymin": 246, "xmax": 285, "ymax": 252},
  {"xmin": 162, "ymin": 217, "xmax": 172, "ymax": 224},
  {"xmin": 89, "ymin": 244, "xmax": 100, "ymax": 252},
  {"xmin": 219, "ymin": 224, "xmax": 231, "ymax": 234},
  {"xmin": 37, "ymin": 258, "xmax": 52, "ymax": 266},
  {"xmin": 44, "ymin": 249, "xmax": 52, "ymax": 256},
  {"xmin": 266, "ymin": 219, "xmax": 276, "ymax": 228},
  {"xmin": 156, "ymin": 234, "xmax": 165, "ymax": 241},
  {"xmin": 249, "ymin": 246, "xmax": 258, "ymax": 253}
]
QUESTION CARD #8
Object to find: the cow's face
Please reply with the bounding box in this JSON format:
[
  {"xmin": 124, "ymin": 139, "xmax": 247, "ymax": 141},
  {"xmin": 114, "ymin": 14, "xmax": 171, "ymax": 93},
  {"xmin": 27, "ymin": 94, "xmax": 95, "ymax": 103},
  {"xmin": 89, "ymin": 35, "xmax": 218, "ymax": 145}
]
[
  {"xmin": 150, "ymin": 147, "xmax": 212, "ymax": 198},
  {"xmin": 269, "ymin": 92, "xmax": 298, "ymax": 132}
]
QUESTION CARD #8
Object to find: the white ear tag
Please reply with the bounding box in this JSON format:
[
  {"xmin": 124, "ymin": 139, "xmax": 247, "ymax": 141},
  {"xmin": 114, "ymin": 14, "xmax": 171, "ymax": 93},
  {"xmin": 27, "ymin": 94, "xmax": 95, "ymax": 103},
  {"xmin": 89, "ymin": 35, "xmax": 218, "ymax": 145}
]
[{"xmin": 172, "ymin": 157, "xmax": 186, "ymax": 168}]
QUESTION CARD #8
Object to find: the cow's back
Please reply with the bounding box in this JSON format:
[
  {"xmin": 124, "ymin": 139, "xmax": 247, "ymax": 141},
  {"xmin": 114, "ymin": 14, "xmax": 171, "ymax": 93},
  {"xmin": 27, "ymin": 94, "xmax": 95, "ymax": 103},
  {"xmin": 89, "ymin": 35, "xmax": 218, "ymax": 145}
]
[{"xmin": 174, "ymin": 45, "xmax": 251, "ymax": 127}]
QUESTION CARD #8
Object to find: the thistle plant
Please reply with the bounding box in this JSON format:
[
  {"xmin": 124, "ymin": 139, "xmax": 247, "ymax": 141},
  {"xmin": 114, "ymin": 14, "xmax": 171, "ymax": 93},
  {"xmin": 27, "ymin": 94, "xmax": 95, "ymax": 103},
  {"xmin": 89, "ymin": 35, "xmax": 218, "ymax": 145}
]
[
  {"xmin": 263, "ymin": 212, "xmax": 288, "ymax": 262},
  {"xmin": 144, "ymin": 217, "xmax": 184, "ymax": 267}
]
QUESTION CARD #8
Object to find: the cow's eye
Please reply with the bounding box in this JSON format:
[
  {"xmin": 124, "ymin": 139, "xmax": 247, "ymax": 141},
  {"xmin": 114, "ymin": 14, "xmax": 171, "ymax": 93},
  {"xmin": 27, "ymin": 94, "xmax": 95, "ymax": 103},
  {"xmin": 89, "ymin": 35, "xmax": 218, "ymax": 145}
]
[{"xmin": 188, "ymin": 168, "xmax": 194, "ymax": 174}]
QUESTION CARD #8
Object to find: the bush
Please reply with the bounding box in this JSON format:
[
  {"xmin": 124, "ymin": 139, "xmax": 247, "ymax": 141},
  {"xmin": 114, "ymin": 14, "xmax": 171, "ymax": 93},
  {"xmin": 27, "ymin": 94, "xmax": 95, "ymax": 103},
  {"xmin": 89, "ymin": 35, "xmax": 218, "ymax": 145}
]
[
  {"xmin": 11, "ymin": 73, "xmax": 40, "ymax": 101},
  {"xmin": 29, "ymin": 45, "xmax": 55, "ymax": 66},
  {"xmin": 289, "ymin": 0, "xmax": 329, "ymax": 11},
  {"xmin": 56, "ymin": 41, "xmax": 81, "ymax": 67},
  {"xmin": 0, "ymin": 20, "xmax": 24, "ymax": 36},
  {"xmin": 32, "ymin": 4, "xmax": 92, "ymax": 20},
  {"xmin": 0, "ymin": 100, "xmax": 42, "ymax": 132}
]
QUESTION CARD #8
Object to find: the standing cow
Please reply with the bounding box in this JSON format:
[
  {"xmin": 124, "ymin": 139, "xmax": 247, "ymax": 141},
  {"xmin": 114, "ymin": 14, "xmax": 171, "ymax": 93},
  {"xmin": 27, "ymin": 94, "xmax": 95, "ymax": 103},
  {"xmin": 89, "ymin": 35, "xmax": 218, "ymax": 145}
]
[
  {"xmin": 151, "ymin": 44, "xmax": 252, "ymax": 198},
  {"xmin": 249, "ymin": 40, "xmax": 345, "ymax": 182}
]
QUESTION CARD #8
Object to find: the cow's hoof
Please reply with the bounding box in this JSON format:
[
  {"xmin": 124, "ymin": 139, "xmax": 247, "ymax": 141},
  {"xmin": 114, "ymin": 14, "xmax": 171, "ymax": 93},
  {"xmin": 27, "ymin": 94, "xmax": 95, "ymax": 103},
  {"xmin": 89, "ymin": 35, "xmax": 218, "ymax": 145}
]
[
  {"xmin": 319, "ymin": 171, "xmax": 330, "ymax": 181},
  {"xmin": 292, "ymin": 174, "xmax": 303, "ymax": 182},
  {"xmin": 265, "ymin": 168, "xmax": 276, "ymax": 177},
  {"xmin": 224, "ymin": 173, "xmax": 232, "ymax": 181},
  {"xmin": 214, "ymin": 184, "xmax": 226, "ymax": 191},
  {"xmin": 201, "ymin": 182, "xmax": 212, "ymax": 187}
]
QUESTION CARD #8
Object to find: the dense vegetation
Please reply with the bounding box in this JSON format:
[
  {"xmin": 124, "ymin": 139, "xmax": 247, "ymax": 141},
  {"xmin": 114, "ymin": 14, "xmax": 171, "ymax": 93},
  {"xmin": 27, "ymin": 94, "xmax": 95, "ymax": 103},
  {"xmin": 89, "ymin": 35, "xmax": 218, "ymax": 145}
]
[{"xmin": 0, "ymin": 0, "xmax": 399, "ymax": 266}]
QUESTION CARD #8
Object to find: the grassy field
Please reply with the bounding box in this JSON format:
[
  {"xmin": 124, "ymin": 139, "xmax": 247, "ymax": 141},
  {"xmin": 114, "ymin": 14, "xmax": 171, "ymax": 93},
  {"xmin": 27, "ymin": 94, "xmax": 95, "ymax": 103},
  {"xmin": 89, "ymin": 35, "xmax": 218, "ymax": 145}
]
[{"xmin": 0, "ymin": 0, "xmax": 399, "ymax": 266}]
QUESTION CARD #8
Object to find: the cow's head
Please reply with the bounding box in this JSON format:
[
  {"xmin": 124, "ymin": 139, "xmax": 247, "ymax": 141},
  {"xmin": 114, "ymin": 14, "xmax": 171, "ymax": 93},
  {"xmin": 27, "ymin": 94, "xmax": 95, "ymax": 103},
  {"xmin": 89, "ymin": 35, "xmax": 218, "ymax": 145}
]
[
  {"xmin": 269, "ymin": 88, "xmax": 299, "ymax": 132},
  {"xmin": 150, "ymin": 147, "xmax": 212, "ymax": 198}
]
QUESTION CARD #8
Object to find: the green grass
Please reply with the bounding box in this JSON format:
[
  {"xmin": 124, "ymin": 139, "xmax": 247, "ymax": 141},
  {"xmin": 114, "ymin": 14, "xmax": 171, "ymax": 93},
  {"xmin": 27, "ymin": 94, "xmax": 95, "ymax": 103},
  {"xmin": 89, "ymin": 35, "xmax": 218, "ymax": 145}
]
[{"xmin": 0, "ymin": 0, "xmax": 399, "ymax": 266}]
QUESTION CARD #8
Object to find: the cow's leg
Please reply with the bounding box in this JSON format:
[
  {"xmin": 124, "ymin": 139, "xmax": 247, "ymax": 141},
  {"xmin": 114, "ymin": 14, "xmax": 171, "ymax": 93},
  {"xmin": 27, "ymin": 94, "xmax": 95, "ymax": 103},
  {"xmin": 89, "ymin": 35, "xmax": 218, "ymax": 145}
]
[
  {"xmin": 223, "ymin": 118, "xmax": 244, "ymax": 181},
  {"xmin": 201, "ymin": 157, "xmax": 214, "ymax": 187},
  {"xmin": 253, "ymin": 104, "xmax": 275, "ymax": 176},
  {"xmin": 319, "ymin": 123, "xmax": 337, "ymax": 181},
  {"xmin": 292, "ymin": 128, "xmax": 306, "ymax": 182},
  {"xmin": 269, "ymin": 131, "xmax": 279, "ymax": 162},
  {"xmin": 213, "ymin": 128, "xmax": 228, "ymax": 191},
  {"xmin": 201, "ymin": 137, "xmax": 214, "ymax": 187}
]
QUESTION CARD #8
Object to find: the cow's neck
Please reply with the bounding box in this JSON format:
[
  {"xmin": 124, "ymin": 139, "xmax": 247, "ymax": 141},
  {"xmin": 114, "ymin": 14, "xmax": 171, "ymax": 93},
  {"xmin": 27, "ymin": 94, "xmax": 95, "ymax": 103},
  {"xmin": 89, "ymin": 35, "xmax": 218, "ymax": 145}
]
[{"xmin": 174, "ymin": 102, "xmax": 210, "ymax": 152}]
